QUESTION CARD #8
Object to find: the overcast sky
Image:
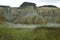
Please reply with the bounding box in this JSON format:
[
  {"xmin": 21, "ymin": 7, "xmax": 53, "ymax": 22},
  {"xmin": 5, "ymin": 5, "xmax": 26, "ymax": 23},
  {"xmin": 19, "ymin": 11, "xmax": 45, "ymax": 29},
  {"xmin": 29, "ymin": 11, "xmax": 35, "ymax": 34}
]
[{"xmin": 0, "ymin": 0, "xmax": 60, "ymax": 7}]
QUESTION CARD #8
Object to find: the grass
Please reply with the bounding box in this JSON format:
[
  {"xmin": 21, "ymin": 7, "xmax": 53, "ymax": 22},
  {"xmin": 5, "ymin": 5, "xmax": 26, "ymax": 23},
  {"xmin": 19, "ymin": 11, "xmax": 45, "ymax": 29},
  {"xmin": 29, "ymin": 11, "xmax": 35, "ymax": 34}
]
[
  {"xmin": 0, "ymin": 27, "xmax": 60, "ymax": 40},
  {"xmin": 33, "ymin": 27, "xmax": 60, "ymax": 40},
  {"xmin": 0, "ymin": 28, "xmax": 34, "ymax": 40}
]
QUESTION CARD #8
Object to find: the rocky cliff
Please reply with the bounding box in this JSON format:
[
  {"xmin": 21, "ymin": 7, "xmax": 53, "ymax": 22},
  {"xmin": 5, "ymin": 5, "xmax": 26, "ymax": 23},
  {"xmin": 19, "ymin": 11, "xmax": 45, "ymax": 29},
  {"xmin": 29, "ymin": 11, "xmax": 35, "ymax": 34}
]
[{"xmin": 0, "ymin": 2, "xmax": 60, "ymax": 25}]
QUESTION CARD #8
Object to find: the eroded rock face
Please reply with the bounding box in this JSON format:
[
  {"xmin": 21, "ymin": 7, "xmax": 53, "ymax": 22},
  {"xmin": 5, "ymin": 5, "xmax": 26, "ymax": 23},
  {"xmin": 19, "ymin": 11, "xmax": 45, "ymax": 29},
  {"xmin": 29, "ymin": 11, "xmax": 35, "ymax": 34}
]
[
  {"xmin": 0, "ymin": 6, "xmax": 9, "ymax": 24},
  {"xmin": 18, "ymin": 2, "xmax": 37, "ymax": 17},
  {"xmin": 37, "ymin": 7, "xmax": 60, "ymax": 23},
  {"xmin": 0, "ymin": 2, "xmax": 60, "ymax": 24}
]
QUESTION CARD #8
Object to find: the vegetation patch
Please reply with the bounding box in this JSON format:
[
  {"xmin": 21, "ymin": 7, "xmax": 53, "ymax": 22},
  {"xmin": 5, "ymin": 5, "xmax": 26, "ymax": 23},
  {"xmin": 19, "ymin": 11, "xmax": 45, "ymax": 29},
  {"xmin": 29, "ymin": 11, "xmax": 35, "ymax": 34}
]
[{"xmin": 0, "ymin": 27, "xmax": 60, "ymax": 40}]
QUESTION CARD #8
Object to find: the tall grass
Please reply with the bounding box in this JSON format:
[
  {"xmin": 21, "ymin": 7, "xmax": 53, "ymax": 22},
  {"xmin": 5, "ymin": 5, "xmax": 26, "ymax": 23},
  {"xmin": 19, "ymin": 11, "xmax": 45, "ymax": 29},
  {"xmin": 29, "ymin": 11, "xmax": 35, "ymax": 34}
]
[
  {"xmin": 0, "ymin": 28, "xmax": 33, "ymax": 40},
  {"xmin": 0, "ymin": 27, "xmax": 60, "ymax": 40}
]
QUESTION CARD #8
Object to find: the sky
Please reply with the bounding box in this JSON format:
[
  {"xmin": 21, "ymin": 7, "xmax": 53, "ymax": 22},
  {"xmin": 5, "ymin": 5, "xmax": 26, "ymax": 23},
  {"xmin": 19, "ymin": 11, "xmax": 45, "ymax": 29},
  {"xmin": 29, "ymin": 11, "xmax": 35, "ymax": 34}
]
[{"xmin": 0, "ymin": 0, "xmax": 60, "ymax": 7}]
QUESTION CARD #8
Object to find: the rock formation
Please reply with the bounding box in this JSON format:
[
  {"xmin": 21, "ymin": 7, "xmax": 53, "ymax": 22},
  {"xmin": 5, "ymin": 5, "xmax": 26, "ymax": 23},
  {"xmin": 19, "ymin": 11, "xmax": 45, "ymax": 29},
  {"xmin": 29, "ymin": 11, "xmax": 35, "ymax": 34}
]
[{"xmin": 0, "ymin": 2, "xmax": 60, "ymax": 25}]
